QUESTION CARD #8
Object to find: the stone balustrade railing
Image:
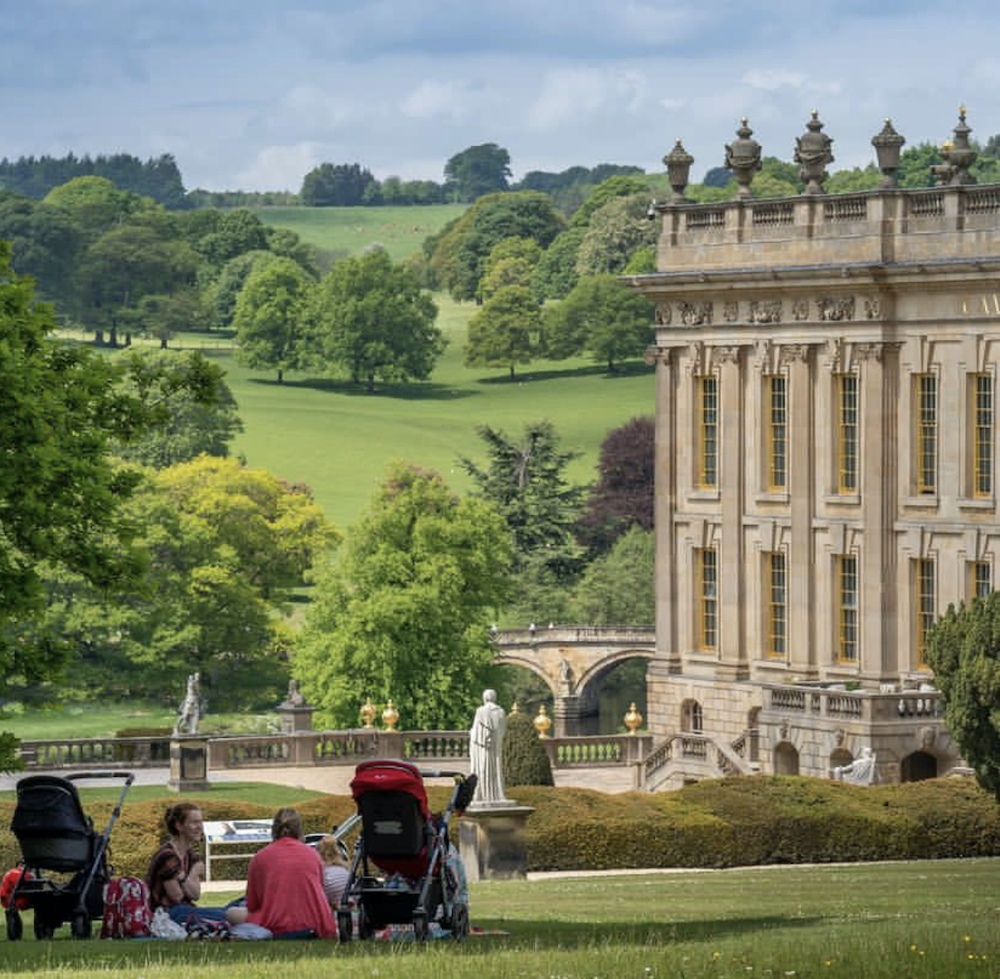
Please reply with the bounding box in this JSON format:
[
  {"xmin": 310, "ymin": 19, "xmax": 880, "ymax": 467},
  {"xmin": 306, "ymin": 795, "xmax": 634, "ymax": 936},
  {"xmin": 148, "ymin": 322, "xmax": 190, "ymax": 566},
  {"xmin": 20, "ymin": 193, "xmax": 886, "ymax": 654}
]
[{"xmin": 763, "ymin": 684, "xmax": 943, "ymax": 723}]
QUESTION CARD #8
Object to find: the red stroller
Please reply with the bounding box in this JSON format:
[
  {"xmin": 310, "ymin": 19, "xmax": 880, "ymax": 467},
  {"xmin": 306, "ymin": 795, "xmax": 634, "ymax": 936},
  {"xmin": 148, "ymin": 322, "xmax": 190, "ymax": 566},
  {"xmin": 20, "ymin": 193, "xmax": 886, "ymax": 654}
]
[{"xmin": 337, "ymin": 759, "xmax": 476, "ymax": 942}]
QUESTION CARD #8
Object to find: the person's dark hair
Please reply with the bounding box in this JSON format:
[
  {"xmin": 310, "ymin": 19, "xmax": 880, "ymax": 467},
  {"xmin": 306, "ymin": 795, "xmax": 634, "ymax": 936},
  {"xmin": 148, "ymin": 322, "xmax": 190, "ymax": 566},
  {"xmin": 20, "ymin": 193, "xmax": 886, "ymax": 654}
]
[
  {"xmin": 272, "ymin": 807, "xmax": 303, "ymax": 840},
  {"xmin": 164, "ymin": 802, "xmax": 201, "ymax": 836}
]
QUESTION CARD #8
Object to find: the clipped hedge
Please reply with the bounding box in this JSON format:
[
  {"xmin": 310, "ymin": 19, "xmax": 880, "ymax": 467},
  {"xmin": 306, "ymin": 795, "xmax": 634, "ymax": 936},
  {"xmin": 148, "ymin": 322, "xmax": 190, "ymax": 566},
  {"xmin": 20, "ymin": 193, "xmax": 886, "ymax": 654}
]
[{"xmin": 1, "ymin": 776, "xmax": 997, "ymax": 878}]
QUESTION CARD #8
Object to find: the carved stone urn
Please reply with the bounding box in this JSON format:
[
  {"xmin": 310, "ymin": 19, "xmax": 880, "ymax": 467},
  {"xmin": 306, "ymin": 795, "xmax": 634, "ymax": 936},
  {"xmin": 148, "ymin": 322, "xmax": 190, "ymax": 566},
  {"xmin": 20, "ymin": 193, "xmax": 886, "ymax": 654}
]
[
  {"xmin": 725, "ymin": 118, "xmax": 762, "ymax": 198},
  {"xmin": 942, "ymin": 106, "xmax": 978, "ymax": 185},
  {"xmin": 664, "ymin": 138, "xmax": 695, "ymax": 201},
  {"xmin": 795, "ymin": 110, "xmax": 834, "ymax": 195},
  {"xmin": 871, "ymin": 118, "xmax": 906, "ymax": 189}
]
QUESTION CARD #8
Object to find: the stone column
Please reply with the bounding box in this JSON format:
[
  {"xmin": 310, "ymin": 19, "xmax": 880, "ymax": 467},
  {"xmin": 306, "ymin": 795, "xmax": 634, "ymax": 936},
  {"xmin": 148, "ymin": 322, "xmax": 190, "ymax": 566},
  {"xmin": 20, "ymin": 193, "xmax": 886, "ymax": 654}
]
[
  {"xmin": 716, "ymin": 345, "xmax": 747, "ymax": 679},
  {"xmin": 785, "ymin": 344, "xmax": 816, "ymax": 677}
]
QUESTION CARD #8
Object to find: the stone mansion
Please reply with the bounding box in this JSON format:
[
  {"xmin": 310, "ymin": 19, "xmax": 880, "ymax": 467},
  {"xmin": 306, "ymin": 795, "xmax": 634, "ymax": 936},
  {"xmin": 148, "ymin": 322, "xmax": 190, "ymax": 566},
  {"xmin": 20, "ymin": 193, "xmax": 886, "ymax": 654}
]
[{"xmin": 629, "ymin": 110, "xmax": 999, "ymax": 786}]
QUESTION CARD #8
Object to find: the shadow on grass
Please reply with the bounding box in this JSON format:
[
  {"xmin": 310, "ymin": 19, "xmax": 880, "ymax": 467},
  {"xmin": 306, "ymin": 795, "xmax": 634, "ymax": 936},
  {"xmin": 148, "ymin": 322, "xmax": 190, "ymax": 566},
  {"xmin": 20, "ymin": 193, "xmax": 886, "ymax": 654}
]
[
  {"xmin": 246, "ymin": 376, "xmax": 476, "ymax": 402},
  {"xmin": 472, "ymin": 361, "xmax": 653, "ymax": 386},
  {"xmin": 0, "ymin": 914, "xmax": 820, "ymax": 967}
]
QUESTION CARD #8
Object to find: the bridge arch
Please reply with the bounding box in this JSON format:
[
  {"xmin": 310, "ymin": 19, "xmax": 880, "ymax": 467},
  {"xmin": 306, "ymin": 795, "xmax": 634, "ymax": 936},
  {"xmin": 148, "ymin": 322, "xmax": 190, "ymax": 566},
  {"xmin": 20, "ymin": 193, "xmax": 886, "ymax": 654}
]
[{"xmin": 493, "ymin": 626, "xmax": 656, "ymax": 736}]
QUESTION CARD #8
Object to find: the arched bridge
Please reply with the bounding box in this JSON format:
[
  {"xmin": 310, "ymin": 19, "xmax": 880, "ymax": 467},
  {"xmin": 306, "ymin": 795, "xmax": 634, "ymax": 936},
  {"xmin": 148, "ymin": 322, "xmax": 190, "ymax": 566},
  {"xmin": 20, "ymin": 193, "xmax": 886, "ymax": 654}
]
[{"xmin": 493, "ymin": 625, "xmax": 656, "ymax": 736}]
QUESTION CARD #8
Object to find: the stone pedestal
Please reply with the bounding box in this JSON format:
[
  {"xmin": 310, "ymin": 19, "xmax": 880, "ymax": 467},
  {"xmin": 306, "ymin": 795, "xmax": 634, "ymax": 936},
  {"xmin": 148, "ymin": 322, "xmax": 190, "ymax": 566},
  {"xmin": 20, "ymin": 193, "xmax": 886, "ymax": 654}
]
[
  {"xmin": 168, "ymin": 736, "xmax": 209, "ymax": 792},
  {"xmin": 458, "ymin": 804, "xmax": 534, "ymax": 882},
  {"xmin": 277, "ymin": 704, "xmax": 315, "ymax": 734}
]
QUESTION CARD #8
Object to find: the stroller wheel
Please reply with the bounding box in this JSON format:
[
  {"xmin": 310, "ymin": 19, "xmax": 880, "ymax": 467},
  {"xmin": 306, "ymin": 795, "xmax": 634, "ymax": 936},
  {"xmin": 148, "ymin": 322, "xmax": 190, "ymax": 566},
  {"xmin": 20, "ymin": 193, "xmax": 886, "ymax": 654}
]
[
  {"xmin": 448, "ymin": 902, "xmax": 469, "ymax": 940},
  {"xmin": 34, "ymin": 917, "xmax": 55, "ymax": 941},
  {"xmin": 71, "ymin": 910, "xmax": 92, "ymax": 939},
  {"xmin": 412, "ymin": 910, "xmax": 428, "ymax": 942},
  {"xmin": 5, "ymin": 908, "xmax": 22, "ymax": 941},
  {"xmin": 336, "ymin": 909, "xmax": 352, "ymax": 943}
]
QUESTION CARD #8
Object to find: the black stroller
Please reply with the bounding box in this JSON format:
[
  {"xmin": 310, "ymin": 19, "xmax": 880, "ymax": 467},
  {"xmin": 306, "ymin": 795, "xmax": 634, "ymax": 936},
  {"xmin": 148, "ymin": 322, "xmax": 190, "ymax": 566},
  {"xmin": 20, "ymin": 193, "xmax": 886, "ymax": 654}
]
[
  {"xmin": 6, "ymin": 770, "xmax": 135, "ymax": 940},
  {"xmin": 337, "ymin": 759, "xmax": 476, "ymax": 942}
]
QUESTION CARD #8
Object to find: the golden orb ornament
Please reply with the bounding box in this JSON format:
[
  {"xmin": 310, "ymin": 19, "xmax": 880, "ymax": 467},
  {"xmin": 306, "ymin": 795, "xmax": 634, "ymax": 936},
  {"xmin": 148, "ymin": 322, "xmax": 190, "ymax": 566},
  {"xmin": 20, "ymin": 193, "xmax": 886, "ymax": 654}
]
[
  {"xmin": 623, "ymin": 702, "xmax": 643, "ymax": 735},
  {"xmin": 359, "ymin": 698, "xmax": 376, "ymax": 729},
  {"xmin": 533, "ymin": 703, "xmax": 553, "ymax": 738},
  {"xmin": 381, "ymin": 699, "xmax": 400, "ymax": 731}
]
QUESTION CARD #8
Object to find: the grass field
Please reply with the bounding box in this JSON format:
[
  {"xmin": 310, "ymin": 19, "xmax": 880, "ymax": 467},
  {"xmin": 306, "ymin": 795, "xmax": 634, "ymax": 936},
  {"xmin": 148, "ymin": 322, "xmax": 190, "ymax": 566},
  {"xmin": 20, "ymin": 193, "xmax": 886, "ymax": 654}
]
[
  {"xmin": 197, "ymin": 293, "xmax": 654, "ymax": 532},
  {"xmin": 0, "ymin": 860, "xmax": 996, "ymax": 977},
  {"xmin": 249, "ymin": 204, "xmax": 466, "ymax": 263}
]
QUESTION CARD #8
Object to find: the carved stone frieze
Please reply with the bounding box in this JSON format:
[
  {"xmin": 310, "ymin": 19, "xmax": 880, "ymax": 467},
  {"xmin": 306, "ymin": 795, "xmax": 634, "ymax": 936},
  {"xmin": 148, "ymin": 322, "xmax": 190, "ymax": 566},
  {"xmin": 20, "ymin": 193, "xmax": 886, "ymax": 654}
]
[
  {"xmin": 863, "ymin": 297, "xmax": 883, "ymax": 320},
  {"xmin": 817, "ymin": 296, "xmax": 856, "ymax": 321},
  {"xmin": 792, "ymin": 298, "xmax": 810, "ymax": 321},
  {"xmin": 679, "ymin": 301, "xmax": 713, "ymax": 326},
  {"xmin": 750, "ymin": 299, "xmax": 782, "ymax": 324},
  {"xmin": 655, "ymin": 303, "xmax": 672, "ymax": 325},
  {"xmin": 723, "ymin": 301, "xmax": 739, "ymax": 323}
]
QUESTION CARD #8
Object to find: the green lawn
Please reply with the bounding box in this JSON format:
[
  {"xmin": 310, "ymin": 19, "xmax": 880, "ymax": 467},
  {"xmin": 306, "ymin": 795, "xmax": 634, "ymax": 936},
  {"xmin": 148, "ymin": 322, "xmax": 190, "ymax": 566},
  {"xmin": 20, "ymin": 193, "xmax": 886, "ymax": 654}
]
[
  {"xmin": 249, "ymin": 204, "xmax": 466, "ymax": 263},
  {"xmin": 213, "ymin": 293, "xmax": 654, "ymax": 531},
  {"xmin": 0, "ymin": 859, "xmax": 996, "ymax": 977}
]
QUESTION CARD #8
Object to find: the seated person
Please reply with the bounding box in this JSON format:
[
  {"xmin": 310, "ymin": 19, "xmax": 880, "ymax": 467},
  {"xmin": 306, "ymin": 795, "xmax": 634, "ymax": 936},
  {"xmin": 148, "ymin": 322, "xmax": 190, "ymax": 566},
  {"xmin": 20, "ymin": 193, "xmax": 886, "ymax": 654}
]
[
  {"xmin": 146, "ymin": 803, "xmax": 227, "ymax": 925},
  {"xmin": 317, "ymin": 834, "xmax": 351, "ymax": 909},
  {"xmin": 226, "ymin": 808, "xmax": 336, "ymax": 939}
]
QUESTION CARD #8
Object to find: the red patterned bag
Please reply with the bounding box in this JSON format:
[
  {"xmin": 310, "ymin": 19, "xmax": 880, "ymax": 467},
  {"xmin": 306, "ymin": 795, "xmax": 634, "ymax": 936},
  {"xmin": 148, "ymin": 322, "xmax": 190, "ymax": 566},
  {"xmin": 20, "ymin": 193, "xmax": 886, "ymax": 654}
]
[{"xmin": 101, "ymin": 876, "xmax": 153, "ymax": 938}]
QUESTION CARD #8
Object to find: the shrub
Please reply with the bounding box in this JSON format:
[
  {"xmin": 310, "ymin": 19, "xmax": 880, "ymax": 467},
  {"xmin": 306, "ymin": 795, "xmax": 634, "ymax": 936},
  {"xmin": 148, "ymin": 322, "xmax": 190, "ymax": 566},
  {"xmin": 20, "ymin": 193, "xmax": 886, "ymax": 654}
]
[{"xmin": 502, "ymin": 710, "xmax": 554, "ymax": 787}]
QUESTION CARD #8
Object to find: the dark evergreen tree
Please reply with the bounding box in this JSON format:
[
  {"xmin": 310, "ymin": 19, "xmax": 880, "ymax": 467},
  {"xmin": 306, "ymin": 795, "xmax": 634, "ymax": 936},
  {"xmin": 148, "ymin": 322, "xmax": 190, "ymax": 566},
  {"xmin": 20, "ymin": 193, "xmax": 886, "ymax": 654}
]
[{"xmin": 502, "ymin": 709, "xmax": 554, "ymax": 787}]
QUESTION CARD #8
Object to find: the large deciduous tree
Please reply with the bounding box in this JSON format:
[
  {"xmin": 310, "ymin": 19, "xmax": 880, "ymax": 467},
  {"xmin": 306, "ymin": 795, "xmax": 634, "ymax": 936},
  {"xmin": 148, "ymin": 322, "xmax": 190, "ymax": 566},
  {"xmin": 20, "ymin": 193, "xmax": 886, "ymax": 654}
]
[
  {"xmin": 308, "ymin": 248, "xmax": 443, "ymax": 392},
  {"xmin": 110, "ymin": 348, "xmax": 244, "ymax": 468},
  {"xmin": 570, "ymin": 526, "xmax": 655, "ymax": 625},
  {"xmin": 542, "ymin": 273, "xmax": 655, "ymax": 370},
  {"xmin": 463, "ymin": 285, "xmax": 539, "ymax": 380},
  {"xmin": 575, "ymin": 193, "xmax": 659, "ymax": 277},
  {"xmin": 444, "ymin": 143, "xmax": 512, "ymax": 202},
  {"xmin": 233, "ymin": 256, "xmax": 315, "ymax": 383},
  {"xmin": 0, "ymin": 243, "xmax": 219, "ymax": 766},
  {"xmin": 925, "ymin": 592, "xmax": 1000, "ymax": 801},
  {"xmin": 31, "ymin": 456, "xmax": 339, "ymax": 709},
  {"xmin": 295, "ymin": 464, "xmax": 512, "ymax": 729},
  {"xmin": 428, "ymin": 191, "xmax": 565, "ymax": 301}
]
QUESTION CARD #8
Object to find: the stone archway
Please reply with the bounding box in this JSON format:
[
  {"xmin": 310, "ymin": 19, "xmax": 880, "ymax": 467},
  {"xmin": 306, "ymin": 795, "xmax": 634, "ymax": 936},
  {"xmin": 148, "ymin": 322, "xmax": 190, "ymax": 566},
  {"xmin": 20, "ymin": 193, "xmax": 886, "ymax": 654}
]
[
  {"xmin": 774, "ymin": 741, "xmax": 799, "ymax": 775},
  {"xmin": 901, "ymin": 750, "xmax": 938, "ymax": 782}
]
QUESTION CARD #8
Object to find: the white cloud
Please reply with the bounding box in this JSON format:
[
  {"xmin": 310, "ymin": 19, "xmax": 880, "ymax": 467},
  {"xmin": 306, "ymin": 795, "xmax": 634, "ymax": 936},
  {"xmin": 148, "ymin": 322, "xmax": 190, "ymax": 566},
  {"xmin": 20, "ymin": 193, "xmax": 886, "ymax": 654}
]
[
  {"xmin": 400, "ymin": 80, "xmax": 475, "ymax": 121},
  {"xmin": 234, "ymin": 143, "xmax": 322, "ymax": 193}
]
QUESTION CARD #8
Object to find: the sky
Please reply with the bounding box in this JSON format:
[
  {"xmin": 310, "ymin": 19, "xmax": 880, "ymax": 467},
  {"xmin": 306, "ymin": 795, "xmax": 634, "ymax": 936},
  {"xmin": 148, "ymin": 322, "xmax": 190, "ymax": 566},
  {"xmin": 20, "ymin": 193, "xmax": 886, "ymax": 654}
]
[{"xmin": 2, "ymin": 1, "xmax": 999, "ymax": 194}]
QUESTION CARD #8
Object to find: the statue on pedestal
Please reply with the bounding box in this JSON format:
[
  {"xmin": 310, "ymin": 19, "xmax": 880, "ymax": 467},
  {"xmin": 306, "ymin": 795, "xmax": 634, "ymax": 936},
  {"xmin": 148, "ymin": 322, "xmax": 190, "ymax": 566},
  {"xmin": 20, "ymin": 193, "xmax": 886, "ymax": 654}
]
[
  {"xmin": 469, "ymin": 689, "xmax": 509, "ymax": 806},
  {"xmin": 173, "ymin": 672, "xmax": 201, "ymax": 736}
]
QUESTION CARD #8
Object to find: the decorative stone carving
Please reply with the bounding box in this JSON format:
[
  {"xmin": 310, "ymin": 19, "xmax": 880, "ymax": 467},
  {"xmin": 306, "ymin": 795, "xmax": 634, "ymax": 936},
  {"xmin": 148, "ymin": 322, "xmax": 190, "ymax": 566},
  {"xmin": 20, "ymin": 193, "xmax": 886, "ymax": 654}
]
[
  {"xmin": 864, "ymin": 297, "xmax": 883, "ymax": 320},
  {"xmin": 817, "ymin": 296, "xmax": 856, "ymax": 322},
  {"xmin": 655, "ymin": 302, "xmax": 672, "ymax": 325},
  {"xmin": 855, "ymin": 342, "xmax": 884, "ymax": 362},
  {"xmin": 686, "ymin": 341, "xmax": 705, "ymax": 375},
  {"xmin": 679, "ymin": 301, "xmax": 713, "ymax": 326},
  {"xmin": 779, "ymin": 344, "xmax": 809, "ymax": 365},
  {"xmin": 723, "ymin": 301, "xmax": 739, "ymax": 322},
  {"xmin": 725, "ymin": 117, "xmax": 763, "ymax": 198},
  {"xmin": 791, "ymin": 299, "xmax": 810, "ymax": 321},
  {"xmin": 753, "ymin": 338, "xmax": 775, "ymax": 372},
  {"xmin": 795, "ymin": 110, "xmax": 835, "ymax": 195},
  {"xmin": 750, "ymin": 299, "xmax": 782, "ymax": 324},
  {"xmin": 824, "ymin": 338, "xmax": 843, "ymax": 373},
  {"xmin": 712, "ymin": 345, "xmax": 740, "ymax": 365}
]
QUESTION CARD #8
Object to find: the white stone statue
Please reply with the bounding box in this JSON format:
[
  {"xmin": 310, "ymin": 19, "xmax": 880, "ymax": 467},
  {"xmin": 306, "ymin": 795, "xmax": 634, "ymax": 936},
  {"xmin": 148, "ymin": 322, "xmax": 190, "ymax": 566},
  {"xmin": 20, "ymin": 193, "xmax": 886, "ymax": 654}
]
[
  {"xmin": 174, "ymin": 671, "xmax": 201, "ymax": 736},
  {"xmin": 834, "ymin": 746, "xmax": 876, "ymax": 786},
  {"xmin": 469, "ymin": 689, "xmax": 509, "ymax": 806}
]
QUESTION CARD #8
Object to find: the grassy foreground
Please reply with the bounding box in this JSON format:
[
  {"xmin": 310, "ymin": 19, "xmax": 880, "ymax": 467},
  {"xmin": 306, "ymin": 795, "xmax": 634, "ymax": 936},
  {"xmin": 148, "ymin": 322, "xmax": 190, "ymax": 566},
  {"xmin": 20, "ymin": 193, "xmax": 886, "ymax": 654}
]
[{"xmin": 0, "ymin": 860, "xmax": 996, "ymax": 977}]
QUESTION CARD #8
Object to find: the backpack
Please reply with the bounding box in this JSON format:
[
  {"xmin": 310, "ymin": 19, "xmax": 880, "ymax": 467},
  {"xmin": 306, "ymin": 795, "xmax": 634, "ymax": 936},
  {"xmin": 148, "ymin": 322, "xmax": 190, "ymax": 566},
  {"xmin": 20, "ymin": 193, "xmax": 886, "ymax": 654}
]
[{"xmin": 101, "ymin": 876, "xmax": 154, "ymax": 939}]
